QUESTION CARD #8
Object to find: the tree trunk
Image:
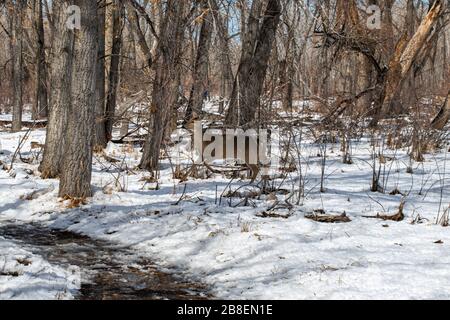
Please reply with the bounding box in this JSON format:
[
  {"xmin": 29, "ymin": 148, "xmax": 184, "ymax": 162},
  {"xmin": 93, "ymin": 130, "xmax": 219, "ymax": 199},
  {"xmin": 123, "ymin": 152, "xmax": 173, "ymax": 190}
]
[
  {"xmin": 33, "ymin": 0, "xmax": 48, "ymax": 120},
  {"xmin": 59, "ymin": 0, "xmax": 98, "ymax": 198},
  {"xmin": 93, "ymin": 0, "xmax": 123, "ymax": 148},
  {"xmin": 11, "ymin": 0, "xmax": 24, "ymax": 132},
  {"xmin": 225, "ymin": 0, "xmax": 281, "ymax": 126},
  {"xmin": 94, "ymin": 0, "xmax": 107, "ymax": 149},
  {"xmin": 402, "ymin": 0, "xmax": 418, "ymax": 110},
  {"xmin": 208, "ymin": 0, "xmax": 233, "ymax": 114},
  {"xmin": 382, "ymin": 0, "xmax": 396, "ymax": 63},
  {"xmin": 184, "ymin": 0, "xmax": 213, "ymax": 123},
  {"xmin": 140, "ymin": 0, "xmax": 187, "ymax": 171},
  {"xmin": 127, "ymin": 3, "xmax": 153, "ymax": 71},
  {"xmin": 372, "ymin": 0, "xmax": 444, "ymax": 125},
  {"xmin": 39, "ymin": 0, "xmax": 74, "ymax": 179},
  {"xmin": 104, "ymin": 0, "xmax": 124, "ymax": 143}
]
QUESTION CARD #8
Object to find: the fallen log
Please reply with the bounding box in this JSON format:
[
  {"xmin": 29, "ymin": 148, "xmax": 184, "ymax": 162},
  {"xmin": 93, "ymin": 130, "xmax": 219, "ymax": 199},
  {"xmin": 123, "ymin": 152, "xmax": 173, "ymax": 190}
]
[
  {"xmin": 257, "ymin": 211, "xmax": 293, "ymax": 219},
  {"xmin": 305, "ymin": 211, "xmax": 351, "ymax": 223}
]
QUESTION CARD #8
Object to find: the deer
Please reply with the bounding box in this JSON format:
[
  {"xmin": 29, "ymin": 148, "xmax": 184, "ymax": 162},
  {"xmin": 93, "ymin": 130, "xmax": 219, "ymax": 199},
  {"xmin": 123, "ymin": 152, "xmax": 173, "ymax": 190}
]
[{"xmin": 183, "ymin": 120, "xmax": 270, "ymax": 183}]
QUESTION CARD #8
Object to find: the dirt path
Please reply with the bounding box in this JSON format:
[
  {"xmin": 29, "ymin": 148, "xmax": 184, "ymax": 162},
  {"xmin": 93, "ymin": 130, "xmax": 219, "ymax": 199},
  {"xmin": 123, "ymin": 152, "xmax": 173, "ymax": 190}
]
[{"xmin": 0, "ymin": 223, "xmax": 210, "ymax": 300}]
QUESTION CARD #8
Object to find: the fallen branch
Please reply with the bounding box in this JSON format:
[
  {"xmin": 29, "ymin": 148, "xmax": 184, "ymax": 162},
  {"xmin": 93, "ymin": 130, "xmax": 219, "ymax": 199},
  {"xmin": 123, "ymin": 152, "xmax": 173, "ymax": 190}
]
[
  {"xmin": 363, "ymin": 201, "xmax": 405, "ymax": 222},
  {"xmin": 257, "ymin": 211, "xmax": 293, "ymax": 219},
  {"xmin": 305, "ymin": 211, "xmax": 351, "ymax": 223}
]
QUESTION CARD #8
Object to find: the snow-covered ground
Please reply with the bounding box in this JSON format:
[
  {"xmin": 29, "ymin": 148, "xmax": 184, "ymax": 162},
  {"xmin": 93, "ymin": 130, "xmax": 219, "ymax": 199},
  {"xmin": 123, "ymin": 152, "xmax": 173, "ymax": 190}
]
[
  {"xmin": 0, "ymin": 236, "xmax": 79, "ymax": 300},
  {"xmin": 0, "ymin": 121, "xmax": 449, "ymax": 299}
]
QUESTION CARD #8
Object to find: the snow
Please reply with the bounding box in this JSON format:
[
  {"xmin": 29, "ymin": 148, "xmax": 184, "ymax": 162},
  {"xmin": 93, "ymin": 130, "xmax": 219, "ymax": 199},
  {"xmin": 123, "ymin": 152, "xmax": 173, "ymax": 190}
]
[
  {"xmin": 0, "ymin": 236, "xmax": 79, "ymax": 300},
  {"xmin": 0, "ymin": 121, "xmax": 449, "ymax": 299}
]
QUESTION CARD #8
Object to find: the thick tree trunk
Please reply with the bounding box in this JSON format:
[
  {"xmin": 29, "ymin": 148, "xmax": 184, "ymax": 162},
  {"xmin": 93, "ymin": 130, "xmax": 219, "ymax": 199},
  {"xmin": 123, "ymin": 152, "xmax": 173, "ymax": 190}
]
[
  {"xmin": 402, "ymin": 0, "xmax": 418, "ymax": 109},
  {"xmin": 382, "ymin": 0, "xmax": 444, "ymax": 113},
  {"xmin": 11, "ymin": 1, "xmax": 24, "ymax": 132},
  {"xmin": 382, "ymin": 0, "xmax": 396, "ymax": 62},
  {"xmin": 226, "ymin": 0, "xmax": 267, "ymax": 125},
  {"xmin": 225, "ymin": 0, "xmax": 281, "ymax": 126},
  {"xmin": 33, "ymin": 0, "xmax": 48, "ymax": 120},
  {"xmin": 184, "ymin": 0, "xmax": 213, "ymax": 123},
  {"xmin": 371, "ymin": 0, "xmax": 444, "ymax": 126},
  {"xmin": 140, "ymin": 0, "xmax": 186, "ymax": 171},
  {"xmin": 59, "ymin": 0, "xmax": 98, "ymax": 198},
  {"xmin": 39, "ymin": 0, "xmax": 74, "ymax": 179}
]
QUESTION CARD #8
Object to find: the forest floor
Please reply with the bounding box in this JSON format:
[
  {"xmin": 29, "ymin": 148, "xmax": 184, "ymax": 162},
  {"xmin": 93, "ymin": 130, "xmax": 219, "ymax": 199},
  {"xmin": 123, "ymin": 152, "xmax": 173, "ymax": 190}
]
[{"xmin": 0, "ymin": 111, "xmax": 449, "ymax": 300}]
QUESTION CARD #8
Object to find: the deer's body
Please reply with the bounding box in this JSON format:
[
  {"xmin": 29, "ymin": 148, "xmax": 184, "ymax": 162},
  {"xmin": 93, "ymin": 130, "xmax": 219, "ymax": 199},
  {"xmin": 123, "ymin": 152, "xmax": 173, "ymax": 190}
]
[
  {"xmin": 200, "ymin": 128, "xmax": 261, "ymax": 182},
  {"xmin": 185, "ymin": 122, "xmax": 264, "ymax": 182}
]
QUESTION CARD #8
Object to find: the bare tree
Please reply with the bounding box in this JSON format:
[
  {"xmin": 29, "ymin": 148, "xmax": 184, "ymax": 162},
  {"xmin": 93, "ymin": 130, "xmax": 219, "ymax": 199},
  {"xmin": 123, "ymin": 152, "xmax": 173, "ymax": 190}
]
[
  {"xmin": 139, "ymin": 0, "xmax": 188, "ymax": 171},
  {"xmin": 184, "ymin": 0, "xmax": 213, "ymax": 123},
  {"xmin": 59, "ymin": 0, "xmax": 98, "ymax": 198},
  {"xmin": 94, "ymin": 0, "xmax": 107, "ymax": 149},
  {"xmin": 209, "ymin": 0, "xmax": 233, "ymax": 113},
  {"xmin": 225, "ymin": 0, "xmax": 282, "ymax": 126},
  {"xmin": 94, "ymin": 0, "xmax": 124, "ymax": 149},
  {"xmin": 33, "ymin": 0, "xmax": 48, "ymax": 120},
  {"xmin": 377, "ymin": 0, "xmax": 446, "ymax": 123},
  {"xmin": 10, "ymin": 0, "xmax": 25, "ymax": 132},
  {"xmin": 39, "ymin": 0, "xmax": 74, "ymax": 178},
  {"xmin": 104, "ymin": 0, "xmax": 124, "ymax": 143}
]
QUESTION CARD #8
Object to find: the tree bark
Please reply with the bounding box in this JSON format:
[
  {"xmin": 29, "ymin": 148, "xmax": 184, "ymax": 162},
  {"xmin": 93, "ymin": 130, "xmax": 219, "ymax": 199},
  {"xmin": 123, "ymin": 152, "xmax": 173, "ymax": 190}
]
[
  {"xmin": 139, "ymin": 0, "xmax": 187, "ymax": 171},
  {"xmin": 11, "ymin": 0, "xmax": 25, "ymax": 132},
  {"xmin": 94, "ymin": 0, "xmax": 107, "ymax": 149},
  {"xmin": 225, "ymin": 0, "xmax": 281, "ymax": 126},
  {"xmin": 33, "ymin": 0, "xmax": 48, "ymax": 120},
  {"xmin": 208, "ymin": 0, "xmax": 233, "ymax": 113},
  {"xmin": 372, "ymin": 0, "xmax": 444, "ymax": 125},
  {"xmin": 59, "ymin": 0, "xmax": 98, "ymax": 198},
  {"xmin": 127, "ymin": 3, "xmax": 153, "ymax": 71},
  {"xmin": 104, "ymin": 0, "xmax": 124, "ymax": 143},
  {"xmin": 93, "ymin": 0, "xmax": 123, "ymax": 148},
  {"xmin": 402, "ymin": 0, "xmax": 418, "ymax": 109},
  {"xmin": 39, "ymin": 0, "xmax": 74, "ymax": 179},
  {"xmin": 184, "ymin": 0, "xmax": 213, "ymax": 123},
  {"xmin": 382, "ymin": 0, "xmax": 396, "ymax": 63}
]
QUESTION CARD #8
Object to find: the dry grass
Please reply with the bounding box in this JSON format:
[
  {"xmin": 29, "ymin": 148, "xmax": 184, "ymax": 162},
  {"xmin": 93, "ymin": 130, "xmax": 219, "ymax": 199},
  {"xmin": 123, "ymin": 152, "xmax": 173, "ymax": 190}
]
[
  {"xmin": 438, "ymin": 206, "xmax": 449, "ymax": 227},
  {"xmin": 61, "ymin": 196, "xmax": 88, "ymax": 209},
  {"xmin": 240, "ymin": 222, "xmax": 252, "ymax": 233}
]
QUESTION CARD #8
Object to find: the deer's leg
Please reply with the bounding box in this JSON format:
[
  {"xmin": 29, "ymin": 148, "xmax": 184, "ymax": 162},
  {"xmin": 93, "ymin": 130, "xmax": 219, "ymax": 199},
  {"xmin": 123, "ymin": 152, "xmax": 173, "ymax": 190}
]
[{"xmin": 248, "ymin": 164, "xmax": 260, "ymax": 183}]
